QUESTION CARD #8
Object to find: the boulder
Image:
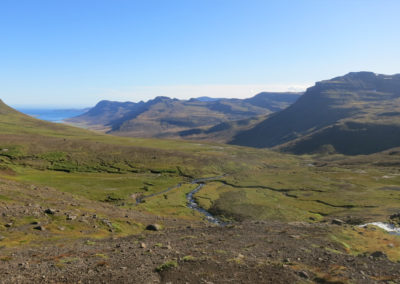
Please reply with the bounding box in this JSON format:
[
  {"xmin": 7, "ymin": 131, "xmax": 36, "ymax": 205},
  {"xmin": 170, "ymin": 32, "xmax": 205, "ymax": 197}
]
[
  {"xmin": 370, "ymin": 251, "xmax": 387, "ymax": 258},
  {"xmin": 66, "ymin": 215, "xmax": 77, "ymax": 221},
  {"xmin": 146, "ymin": 224, "xmax": 162, "ymax": 231},
  {"xmin": 298, "ymin": 271, "xmax": 309, "ymax": 279},
  {"xmin": 331, "ymin": 219, "xmax": 345, "ymax": 225},
  {"xmin": 389, "ymin": 213, "xmax": 400, "ymax": 225},
  {"xmin": 44, "ymin": 208, "xmax": 56, "ymax": 215},
  {"xmin": 162, "ymin": 244, "xmax": 172, "ymax": 250},
  {"xmin": 33, "ymin": 225, "xmax": 45, "ymax": 231}
]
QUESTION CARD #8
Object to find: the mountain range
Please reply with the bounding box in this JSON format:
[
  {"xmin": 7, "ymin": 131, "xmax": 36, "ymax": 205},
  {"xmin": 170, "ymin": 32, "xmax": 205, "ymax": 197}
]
[
  {"xmin": 66, "ymin": 92, "xmax": 301, "ymax": 138},
  {"xmin": 67, "ymin": 71, "xmax": 400, "ymax": 155}
]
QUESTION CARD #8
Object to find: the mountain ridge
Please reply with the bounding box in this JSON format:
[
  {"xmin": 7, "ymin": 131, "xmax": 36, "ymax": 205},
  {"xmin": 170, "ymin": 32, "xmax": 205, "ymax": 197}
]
[
  {"xmin": 230, "ymin": 71, "xmax": 400, "ymax": 154},
  {"xmin": 67, "ymin": 92, "xmax": 301, "ymax": 137}
]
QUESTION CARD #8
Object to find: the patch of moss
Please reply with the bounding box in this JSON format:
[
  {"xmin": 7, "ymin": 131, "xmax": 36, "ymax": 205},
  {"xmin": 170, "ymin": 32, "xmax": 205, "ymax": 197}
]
[
  {"xmin": 182, "ymin": 255, "xmax": 196, "ymax": 262},
  {"xmin": 155, "ymin": 260, "xmax": 178, "ymax": 272}
]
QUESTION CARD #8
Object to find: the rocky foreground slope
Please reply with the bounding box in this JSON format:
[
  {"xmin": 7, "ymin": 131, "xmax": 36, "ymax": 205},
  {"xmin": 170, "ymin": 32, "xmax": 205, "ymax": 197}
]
[{"xmin": 1, "ymin": 218, "xmax": 400, "ymax": 284}]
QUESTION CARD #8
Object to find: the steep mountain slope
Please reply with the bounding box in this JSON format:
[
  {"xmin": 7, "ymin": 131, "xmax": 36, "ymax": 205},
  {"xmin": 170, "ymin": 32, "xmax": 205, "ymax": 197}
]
[
  {"xmin": 169, "ymin": 115, "xmax": 268, "ymax": 142},
  {"xmin": 67, "ymin": 92, "xmax": 301, "ymax": 137},
  {"xmin": 230, "ymin": 72, "xmax": 400, "ymax": 154},
  {"xmin": 243, "ymin": 92, "xmax": 301, "ymax": 111}
]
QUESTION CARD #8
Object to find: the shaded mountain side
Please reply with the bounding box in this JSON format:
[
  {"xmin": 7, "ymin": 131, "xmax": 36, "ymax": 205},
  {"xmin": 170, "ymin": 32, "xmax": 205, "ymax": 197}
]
[
  {"xmin": 157, "ymin": 115, "xmax": 268, "ymax": 142},
  {"xmin": 230, "ymin": 72, "xmax": 400, "ymax": 154},
  {"xmin": 230, "ymin": 93, "xmax": 355, "ymax": 147},
  {"xmin": 243, "ymin": 92, "xmax": 302, "ymax": 111},
  {"xmin": 67, "ymin": 92, "xmax": 301, "ymax": 138},
  {"xmin": 279, "ymin": 121, "xmax": 400, "ymax": 155}
]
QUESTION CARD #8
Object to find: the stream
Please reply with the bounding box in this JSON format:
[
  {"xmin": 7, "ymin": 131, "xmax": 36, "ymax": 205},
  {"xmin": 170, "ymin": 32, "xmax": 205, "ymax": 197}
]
[
  {"xmin": 135, "ymin": 175, "xmax": 226, "ymax": 225},
  {"xmin": 186, "ymin": 175, "xmax": 227, "ymax": 225},
  {"xmin": 137, "ymin": 177, "xmax": 400, "ymax": 230},
  {"xmin": 186, "ymin": 183, "xmax": 226, "ymax": 226},
  {"xmin": 359, "ymin": 222, "xmax": 400, "ymax": 236}
]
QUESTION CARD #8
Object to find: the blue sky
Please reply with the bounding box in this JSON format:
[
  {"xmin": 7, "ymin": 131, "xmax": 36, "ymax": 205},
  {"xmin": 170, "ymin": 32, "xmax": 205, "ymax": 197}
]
[{"xmin": 1, "ymin": 0, "xmax": 399, "ymax": 107}]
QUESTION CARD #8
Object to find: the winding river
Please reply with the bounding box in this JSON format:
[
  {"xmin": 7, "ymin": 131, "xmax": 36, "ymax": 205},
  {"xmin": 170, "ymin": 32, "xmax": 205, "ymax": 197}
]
[
  {"xmin": 136, "ymin": 179, "xmax": 400, "ymax": 230},
  {"xmin": 186, "ymin": 178, "xmax": 226, "ymax": 226},
  {"xmin": 136, "ymin": 175, "xmax": 227, "ymax": 225}
]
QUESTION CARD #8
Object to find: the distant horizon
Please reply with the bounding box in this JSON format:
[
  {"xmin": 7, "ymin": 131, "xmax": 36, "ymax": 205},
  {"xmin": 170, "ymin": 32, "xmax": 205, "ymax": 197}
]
[
  {"xmin": 9, "ymin": 83, "xmax": 309, "ymax": 109},
  {"xmin": 8, "ymin": 70, "xmax": 400, "ymax": 109}
]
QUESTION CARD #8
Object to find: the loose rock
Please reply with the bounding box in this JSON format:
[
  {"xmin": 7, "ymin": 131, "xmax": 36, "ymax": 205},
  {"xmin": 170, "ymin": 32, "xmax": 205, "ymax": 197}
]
[
  {"xmin": 44, "ymin": 208, "xmax": 56, "ymax": 215},
  {"xmin": 67, "ymin": 215, "xmax": 77, "ymax": 221},
  {"xmin": 298, "ymin": 271, "xmax": 309, "ymax": 279},
  {"xmin": 33, "ymin": 225, "xmax": 45, "ymax": 231},
  {"xmin": 331, "ymin": 219, "xmax": 345, "ymax": 225},
  {"xmin": 146, "ymin": 224, "xmax": 162, "ymax": 231},
  {"xmin": 370, "ymin": 251, "xmax": 387, "ymax": 258}
]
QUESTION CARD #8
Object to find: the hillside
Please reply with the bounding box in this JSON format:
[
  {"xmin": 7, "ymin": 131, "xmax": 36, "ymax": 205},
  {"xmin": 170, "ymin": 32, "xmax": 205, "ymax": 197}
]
[
  {"xmin": 230, "ymin": 72, "xmax": 400, "ymax": 154},
  {"xmin": 66, "ymin": 92, "xmax": 301, "ymax": 138},
  {"xmin": 0, "ymin": 99, "xmax": 100, "ymax": 137},
  {"xmin": 1, "ymin": 99, "xmax": 400, "ymax": 282},
  {"xmin": 170, "ymin": 115, "xmax": 268, "ymax": 142}
]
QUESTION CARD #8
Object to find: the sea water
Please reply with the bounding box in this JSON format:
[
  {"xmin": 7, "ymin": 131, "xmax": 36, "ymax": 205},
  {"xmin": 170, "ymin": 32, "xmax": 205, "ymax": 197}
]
[{"xmin": 16, "ymin": 108, "xmax": 87, "ymax": 123}]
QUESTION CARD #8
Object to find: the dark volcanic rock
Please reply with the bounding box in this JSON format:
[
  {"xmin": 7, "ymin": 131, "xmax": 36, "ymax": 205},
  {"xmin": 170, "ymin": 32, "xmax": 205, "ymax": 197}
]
[
  {"xmin": 146, "ymin": 224, "xmax": 162, "ymax": 231},
  {"xmin": 44, "ymin": 208, "xmax": 56, "ymax": 215},
  {"xmin": 370, "ymin": 251, "xmax": 387, "ymax": 258},
  {"xmin": 33, "ymin": 225, "xmax": 45, "ymax": 231}
]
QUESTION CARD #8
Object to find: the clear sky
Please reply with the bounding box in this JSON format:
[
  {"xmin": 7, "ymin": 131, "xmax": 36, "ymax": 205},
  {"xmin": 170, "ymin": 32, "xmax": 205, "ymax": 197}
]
[{"xmin": 1, "ymin": 0, "xmax": 399, "ymax": 108}]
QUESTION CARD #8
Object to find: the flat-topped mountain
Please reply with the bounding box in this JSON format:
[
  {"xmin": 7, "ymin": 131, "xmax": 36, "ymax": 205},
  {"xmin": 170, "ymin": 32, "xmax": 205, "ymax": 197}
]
[
  {"xmin": 67, "ymin": 92, "xmax": 301, "ymax": 137},
  {"xmin": 230, "ymin": 72, "xmax": 400, "ymax": 154}
]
